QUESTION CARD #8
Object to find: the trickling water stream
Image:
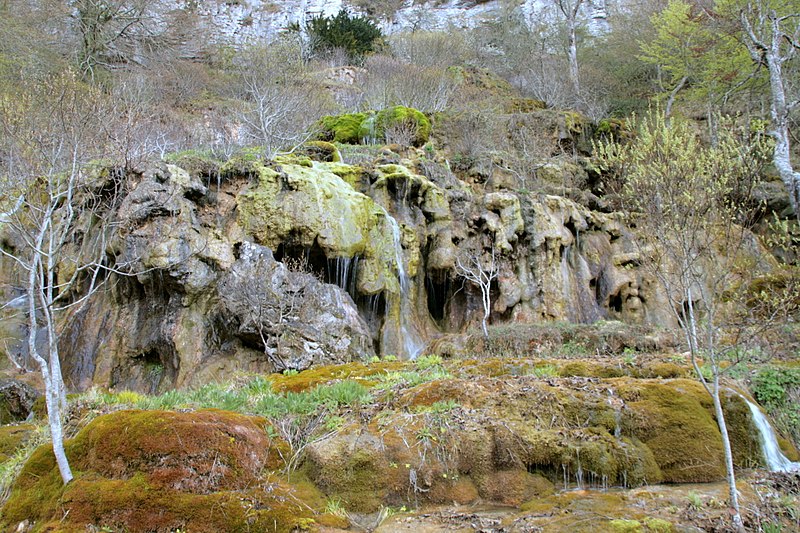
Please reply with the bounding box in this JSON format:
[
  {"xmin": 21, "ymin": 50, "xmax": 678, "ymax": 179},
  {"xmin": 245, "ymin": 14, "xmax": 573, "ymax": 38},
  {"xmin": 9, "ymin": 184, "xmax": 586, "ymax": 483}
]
[
  {"xmin": 740, "ymin": 394, "xmax": 800, "ymax": 472},
  {"xmin": 379, "ymin": 207, "xmax": 425, "ymax": 359}
]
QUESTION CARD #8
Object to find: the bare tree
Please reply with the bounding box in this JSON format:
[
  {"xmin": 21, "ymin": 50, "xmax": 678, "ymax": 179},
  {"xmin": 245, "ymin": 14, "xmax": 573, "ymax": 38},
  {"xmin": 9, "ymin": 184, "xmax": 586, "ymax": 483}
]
[
  {"xmin": 234, "ymin": 39, "xmax": 333, "ymax": 157},
  {"xmin": 555, "ymin": 0, "xmax": 584, "ymax": 99},
  {"xmin": 739, "ymin": 0, "xmax": 800, "ymax": 219},
  {"xmin": 454, "ymin": 242, "xmax": 498, "ymax": 339},
  {"xmin": 72, "ymin": 0, "xmax": 152, "ymax": 81},
  {"xmin": 0, "ymin": 72, "xmax": 123, "ymax": 484},
  {"xmin": 220, "ymin": 244, "xmax": 308, "ymax": 371}
]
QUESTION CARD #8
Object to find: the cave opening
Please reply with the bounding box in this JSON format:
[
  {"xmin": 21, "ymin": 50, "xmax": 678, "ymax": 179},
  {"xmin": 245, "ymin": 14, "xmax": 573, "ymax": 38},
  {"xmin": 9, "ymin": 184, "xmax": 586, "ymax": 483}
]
[
  {"xmin": 356, "ymin": 291, "xmax": 387, "ymax": 354},
  {"xmin": 274, "ymin": 237, "xmax": 327, "ymax": 279},
  {"xmin": 275, "ymin": 237, "xmax": 360, "ymax": 299},
  {"xmin": 425, "ymin": 269, "xmax": 451, "ymax": 324},
  {"xmin": 609, "ymin": 291, "xmax": 624, "ymax": 313}
]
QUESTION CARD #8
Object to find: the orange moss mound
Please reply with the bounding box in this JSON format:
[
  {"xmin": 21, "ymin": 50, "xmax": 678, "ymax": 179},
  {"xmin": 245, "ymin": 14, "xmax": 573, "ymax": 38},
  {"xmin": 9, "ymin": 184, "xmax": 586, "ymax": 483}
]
[{"xmin": 0, "ymin": 409, "xmax": 314, "ymax": 533}]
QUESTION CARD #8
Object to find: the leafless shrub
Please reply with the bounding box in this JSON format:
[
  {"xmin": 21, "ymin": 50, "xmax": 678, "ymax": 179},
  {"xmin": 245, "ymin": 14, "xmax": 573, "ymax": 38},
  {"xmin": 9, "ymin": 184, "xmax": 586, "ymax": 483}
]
[
  {"xmin": 361, "ymin": 54, "xmax": 459, "ymax": 113},
  {"xmin": 233, "ymin": 39, "xmax": 336, "ymax": 157},
  {"xmin": 383, "ymin": 119, "xmax": 418, "ymax": 146}
]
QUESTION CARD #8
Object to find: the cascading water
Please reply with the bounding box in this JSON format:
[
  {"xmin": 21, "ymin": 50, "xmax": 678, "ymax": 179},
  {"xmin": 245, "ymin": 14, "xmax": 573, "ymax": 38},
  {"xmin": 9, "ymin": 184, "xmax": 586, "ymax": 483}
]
[
  {"xmin": 379, "ymin": 207, "xmax": 425, "ymax": 359},
  {"xmin": 327, "ymin": 256, "xmax": 359, "ymax": 299},
  {"xmin": 738, "ymin": 393, "xmax": 800, "ymax": 472}
]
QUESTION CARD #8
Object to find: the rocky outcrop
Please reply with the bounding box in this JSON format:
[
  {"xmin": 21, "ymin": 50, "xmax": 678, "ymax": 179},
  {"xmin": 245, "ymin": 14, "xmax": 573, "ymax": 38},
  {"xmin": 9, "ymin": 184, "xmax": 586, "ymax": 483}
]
[
  {"xmin": 60, "ymin": 161, "xmax": 376, "ymax": 392},
  {"xmin": 0, "ymin": 379, "xmax": 40, "ymax": 424},
  {"xmin": 11, "ymin": 133, "xmax": 762, "ymax": 392},
  {"xmin": 148, "ymin": 0, "xmax": 611, "ymax": 50}
]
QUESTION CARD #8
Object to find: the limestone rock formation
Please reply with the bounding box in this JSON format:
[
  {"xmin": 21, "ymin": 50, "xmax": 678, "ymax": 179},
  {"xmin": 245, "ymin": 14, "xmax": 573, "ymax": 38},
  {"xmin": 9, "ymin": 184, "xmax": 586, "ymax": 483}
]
[{"xmin": 0, "ymin": 130, "xmax": 769, "ymax": 392}]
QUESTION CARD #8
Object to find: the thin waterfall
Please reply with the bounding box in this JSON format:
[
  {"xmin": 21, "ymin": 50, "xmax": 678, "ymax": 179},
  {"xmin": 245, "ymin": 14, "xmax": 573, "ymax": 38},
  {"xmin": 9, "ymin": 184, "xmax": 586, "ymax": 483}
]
[
  {"xmin": 737, "ymin": 393, "xmax": 800, "ymax": 472},
  {"xmin": 378, "ymin": 207, "xmax": 424, "ymax": 359}
]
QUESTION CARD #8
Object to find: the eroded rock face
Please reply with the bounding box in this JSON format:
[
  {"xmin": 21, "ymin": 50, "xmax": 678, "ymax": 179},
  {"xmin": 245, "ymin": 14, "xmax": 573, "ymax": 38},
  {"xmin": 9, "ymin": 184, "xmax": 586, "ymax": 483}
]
[
  {"xmin": 218, "ymin": 242, "xmax": 373, "ymax": 372},
  {"xmin": 46, "ymin": 146, "xmax": 767, "ymax": 391},
  {"xmin": 60, "ymin": 162, "xmax": 376, "ymax": 392},
  {"xmin": 0, "ymin": 379, "xmax": 40, "ymax": 424}
]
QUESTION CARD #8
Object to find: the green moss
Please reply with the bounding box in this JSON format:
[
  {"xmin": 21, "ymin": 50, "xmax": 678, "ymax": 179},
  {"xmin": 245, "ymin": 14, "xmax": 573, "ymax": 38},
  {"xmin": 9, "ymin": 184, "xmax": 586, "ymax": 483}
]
[
  {"xmin": 305, "ymin": 431, "xmax": 390, "ymax": 513},
  {"xmin": 609, "ymin": 519, "xmax": 643, "ymax": 533},
  {"xmin": 475, "ymin": 470, "xmax": 554, "ymax": 505},
  {"xmin": 236, "ymin": 160, "xmax": 402, "ymax": 294},
  {"xmin": 1, "ymin": 410, "xmax": 306, "ymax": 533},
  {"xmin": 317, "ymin": 112, "xmax": 369, "ymax": 144},
  {"xmin": 326, "ymin": 161, "xmax": 366, "ymax": 190},
  {"xmin": 506, "ymin": 97, "xmax": 547, "ymax": 113},
  {"xmin": 163, "ymin": 149, "xmax": 222, "ymax": 177},
  {"xmin": 617, "ymin": 380, "xmax": 726, "ymax": 482},
  {"xmin": 643, "ymin": 517, "xmax": 673, "ymax": 532},
  {"xmin": 0, "ymin": 423, "xmax": 35, "ymax": 461},
  {"xmin": 722, "ymin": 393, "xmax": 764, "ymax": 468},
  {"xmin": 267, "ymin": 361, "xmax": 405, "ymax": 393},
  {"xmin": 297, "ymin": 141, "xmax": 342, "ymax": 162},
  {"xmin": 375, "ymin": 106, "xmax": 431, "ymax": 147},
  {"xmin": 1, "ymin": 443, "xmax": 63, "ymax": 527}
]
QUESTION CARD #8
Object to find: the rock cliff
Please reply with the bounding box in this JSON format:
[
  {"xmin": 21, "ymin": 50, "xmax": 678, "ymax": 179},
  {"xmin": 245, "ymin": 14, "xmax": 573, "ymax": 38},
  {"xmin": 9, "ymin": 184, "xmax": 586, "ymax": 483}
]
[{"xmin": 28, "ymin": 125, "xmax": 713, "ymax": 392}]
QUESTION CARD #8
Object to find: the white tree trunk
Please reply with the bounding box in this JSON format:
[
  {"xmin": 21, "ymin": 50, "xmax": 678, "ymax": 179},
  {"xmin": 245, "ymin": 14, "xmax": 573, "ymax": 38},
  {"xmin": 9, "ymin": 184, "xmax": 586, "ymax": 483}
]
[
  {"xmin": 741, "ymin": 8, "xmax": 800, "ymax": 219},
  {"xmin": 712, "ymin": 377, "xmax": 744, "ymax": 533},
  {"xmin": 567, "ymin": 17, "xmax": 580, "ymax": 98},
  {"xmin": 27, "ymin": 234, "xmax": 73, "ymax": 485},
  {"xmin": 767, "ymin": 58, "xmax": 800, "ymax": 218}
]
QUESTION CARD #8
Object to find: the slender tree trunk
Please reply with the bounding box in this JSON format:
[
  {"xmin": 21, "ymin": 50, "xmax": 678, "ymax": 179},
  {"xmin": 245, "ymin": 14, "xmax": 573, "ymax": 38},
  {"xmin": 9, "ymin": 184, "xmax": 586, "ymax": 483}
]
[
  {"xmin": 664, "ymin": 76, "xmax": 687, "ymax": 124},
  {"xmin": 687, "ymin": 289, "xmax": 743, "ymax": 531},
  {"xmin": 567, "ymin": 17, "xmax": 580, "ymax": 98},
  {"xmin": 26, "ymin": 211, "xmax": 73, "ymax": 485},
  {"xmin": 712, "ymin": 375, "xmax": 745, "ymax": 532},
  {"xmin": 766, "ymin": 56, "xmax": 800, "ymax": 219},
  {"xmin": 741, "ymin": 9, "xmax": 800, "ymax": 220},
  {"xmin": 481, "ymin": 291, "xmax": 490, "ymax": 339}
]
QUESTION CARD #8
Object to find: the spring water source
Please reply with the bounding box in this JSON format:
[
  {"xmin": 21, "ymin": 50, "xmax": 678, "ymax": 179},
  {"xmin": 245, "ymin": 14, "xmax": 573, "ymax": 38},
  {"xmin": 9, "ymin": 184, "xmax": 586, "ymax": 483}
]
[
  {"xmin": 740, "ymin": 394, "xmax": 800, "ymax": 472},
  {"xmin": 381, "ymin": 208, "xmax": 425, "ymax": 359}
]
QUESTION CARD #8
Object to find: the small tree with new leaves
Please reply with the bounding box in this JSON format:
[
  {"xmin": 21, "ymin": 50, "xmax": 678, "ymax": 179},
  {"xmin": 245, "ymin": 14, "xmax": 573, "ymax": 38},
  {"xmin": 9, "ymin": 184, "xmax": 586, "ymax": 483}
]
[{"xmin": 596, "ymin": 111, "xmax": 772, "ymax": 532}]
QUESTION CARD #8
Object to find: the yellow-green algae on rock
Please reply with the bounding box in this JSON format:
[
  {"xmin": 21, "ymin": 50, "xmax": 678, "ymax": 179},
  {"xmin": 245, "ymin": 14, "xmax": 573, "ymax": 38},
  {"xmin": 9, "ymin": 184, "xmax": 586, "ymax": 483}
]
[
  {"xmin": 237, "ymin": 158, "xmax": 406, "ymax": 295},
  {"xmin": 0, "ymin": 409, "xmax": 325, "ymax": 533}
]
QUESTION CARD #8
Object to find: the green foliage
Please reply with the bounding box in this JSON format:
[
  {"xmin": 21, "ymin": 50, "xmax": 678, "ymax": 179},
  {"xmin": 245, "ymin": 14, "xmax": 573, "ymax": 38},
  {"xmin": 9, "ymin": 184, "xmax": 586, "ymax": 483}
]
[
  {"xmin": 415, "ymin": 354, "xmax": 443, "ymax": 370},
  {"xmin": 752, "ymin": 366, "xmax": 800, "ymax": 445},
  {"xmin": 375, "ymin": 106, "xmax": 431, "ymax": 147},
  {"xmin": 0, "ymin": 424, "xmax": 49, "ymax": 503},
  {"xmin": 527, "ymin": 364, "xmax": 560, "ymax": 378},
  {"xmin": 640, "ymin": 0, "xmax": 757, "ymax": 105},
  {"xmin": 318, "ymin": 112, "xmax": 369, "ymax": 144},
  {"xmin": 687, "ymin": 490, "xmax": 703, "ymax": 510},
  {"xmin": 306, "ymin": 9, "xmax": 383, "ymax": 61}
]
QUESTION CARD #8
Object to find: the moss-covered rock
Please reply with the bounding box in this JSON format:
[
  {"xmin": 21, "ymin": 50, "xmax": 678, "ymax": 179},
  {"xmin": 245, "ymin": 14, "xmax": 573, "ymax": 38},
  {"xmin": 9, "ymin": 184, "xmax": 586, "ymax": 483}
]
[
  {"xmin": 0, "ymin": 409, "xmax": 302, "ymax": 533},
  {"xmin": 317, "ymin": 112, "xmax": 370, "ymax": 144},
  {"xmin": 236, "ymin": 159, "xmax": 404, "ymax": 295},
  {"xmin": 297, "ymin": 140, "xmax": 342, "ymax": 162},
  {"xmin": 374, "ymin": 106, "xmax": 431, "ymax": 147},
  {"xmin": 617, "ymin": 379, "xmax": 727, "ymax": 482}
]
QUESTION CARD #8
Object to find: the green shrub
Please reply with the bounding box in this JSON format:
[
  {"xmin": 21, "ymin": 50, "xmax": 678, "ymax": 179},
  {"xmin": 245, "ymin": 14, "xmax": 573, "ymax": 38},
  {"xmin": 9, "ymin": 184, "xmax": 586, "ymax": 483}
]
[
  {"xmin": 318, "ymin": 112, "xmax": 369, "ymax": 144},
  {"xmin": 375, "ymin": 106, "xmax": 431, "ymax": 147},
  {"xmin": 306, "ymin": 9, "xmax": 383, "ymax": 61}
]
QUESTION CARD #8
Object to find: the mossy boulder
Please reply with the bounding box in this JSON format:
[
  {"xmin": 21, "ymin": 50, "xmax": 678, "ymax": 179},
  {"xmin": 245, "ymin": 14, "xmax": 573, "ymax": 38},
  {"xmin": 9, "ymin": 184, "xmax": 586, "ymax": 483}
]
[
  {"xmin": 0, "ymin": 409, "xmax": 308, "ymax": 533},
  {"xmin": 317, "ymin": 112, "xmax": 370, "ymax": 144},
  {"xmin": 297, "ymin": 140, "xmax": 342, "ymax": 163},
  {"xmin": 374, "ymin": 106, "xmax": 431, "ymax": 147},
  {"xmin": 305, "ymin": 429, "xmax": 390, "ymax": 512},
  {"xmin": 617, "ymin": 379, "xmax": 729, "ymax": 482},
  {"xmin": 236, "ymin": 159, "xmax": 406, "ymax": 295}
]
